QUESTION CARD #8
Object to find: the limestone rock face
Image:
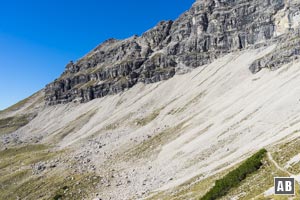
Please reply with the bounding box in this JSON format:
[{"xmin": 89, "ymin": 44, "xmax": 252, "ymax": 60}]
[
  {"xmin": 250, "ymin": 30, "xmax": 300, "ymax": 73},
  {"xmin": 45, "ymin": 0, "xmax": 299, "ymax": 105}
]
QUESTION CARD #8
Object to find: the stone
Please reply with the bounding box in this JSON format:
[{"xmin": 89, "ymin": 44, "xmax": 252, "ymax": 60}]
[
  {"xmin": 45, "ymin": 0, "xmax": 299, "ymax": 106},
  {"xmin": 250, "ymin": 30, "xmax": 300, "ymax": 73}
]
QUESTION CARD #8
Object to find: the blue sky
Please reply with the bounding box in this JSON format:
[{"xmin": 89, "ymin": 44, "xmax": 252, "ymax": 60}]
[{"xmin": 0, "ymin": 0, "xmax": 195, "ymax": 110}]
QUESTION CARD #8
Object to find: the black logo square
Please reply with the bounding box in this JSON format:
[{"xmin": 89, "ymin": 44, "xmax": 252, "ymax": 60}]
[{"xmin": 274, "ymin": 177, "xmax": 295, "ymax": 195}]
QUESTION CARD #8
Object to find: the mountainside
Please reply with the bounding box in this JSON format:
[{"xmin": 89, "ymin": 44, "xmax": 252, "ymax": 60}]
[
  {"xmin": 1, "ymin": 0, "xmax": 300, "ymax": 200},
  {"xmin": 45, "ymin": 0, "xmax": 300, "ymax": 106}
]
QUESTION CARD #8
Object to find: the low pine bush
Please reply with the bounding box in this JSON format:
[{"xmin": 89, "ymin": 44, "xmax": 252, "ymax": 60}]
[{"xmin": 200, "ymin": 149, "xmax": 267, "ymax": 200}]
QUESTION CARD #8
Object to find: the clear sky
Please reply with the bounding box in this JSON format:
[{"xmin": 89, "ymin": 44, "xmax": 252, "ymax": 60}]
[{"xmin": 0, "ymin": 0, "xmax": 195, "ymax": 110}]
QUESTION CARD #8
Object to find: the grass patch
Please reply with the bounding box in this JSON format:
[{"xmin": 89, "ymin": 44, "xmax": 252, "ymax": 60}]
[
  {"xmin": 201, "ymin": 149, "xmax": 267, "ymax": 200},
  {"xmin": 0, "ymin": 145, "xmax": 55, "ymax": 178},
  {"xmin": 271, "ymin": 137, "xmax": 300, "ymax": 174},
  {"xmin": 0, "ymin": 144, "xmax": 47, "ymax": 158},
  {"xmin": 0, "ymin": 144, "xmax": 99, "ymax": 200},
  {"xmin": 104, "ymin": 123, "xmax": 119, "ymax": 130},
  {"xmin": 103, "ymin": 112, "xmax": 134, "ymax": 131},
  {"xmin": 0, "ymin": 97, "xmax": 31, "ymax": 114},
  {"xmin": 0, "ymin": 169, "xmax": 30, "ymax": 188},
  {"xmin": 79, "ymin": 80, "xmax": 98, "ymax": 89},
  {"xmin": 125, "ymin": 122, "xmax": 187, "ymax": 160},
  {"xmin": 134, "ymin": 109, "xmax": 161, "ymax": 126},
  {"xmin": 50, "ymin": 110, "xmax": 96, "ymax": 142},
  {"xmin": 2, "ymin": 171, "xmax": 101, "ymax": 200},
  {"xmin": 0, "ymin": 144, "xmax": 65, "ymax": 199},
  {"xmin": 116, "ymin": 97, "xmax": 126, "ymax": 107},
  {"xmin": 0, "ymin": 114, "xmax": 36, "ymax": 135},
  {"xmin": 147, "ymin": 168, "xmax": 233, "ymax": 200},
  {"xmin": 0, "ymin": 91, "xmax": 42, "ymax": 115},
  {"xmin": 168, "ymin": 91, "xmax": 206, "ymax": 115}
]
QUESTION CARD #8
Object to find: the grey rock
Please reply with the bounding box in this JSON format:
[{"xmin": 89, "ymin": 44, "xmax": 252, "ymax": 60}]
[
  {"xmin": 250, "ymin": 29, "xmax": 300, "ymax": 73},
  {"xmin": 45, "ymin": 0, "xmax": 298, "ymax": 105}
]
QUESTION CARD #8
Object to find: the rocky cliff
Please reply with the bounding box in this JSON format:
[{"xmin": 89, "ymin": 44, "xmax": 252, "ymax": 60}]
[{"xmin": 45, "ymin": 0, "xmax": 300, "ymax": 105}]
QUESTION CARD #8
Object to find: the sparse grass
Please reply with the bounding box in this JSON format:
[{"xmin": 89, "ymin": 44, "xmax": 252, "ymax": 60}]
[
  {"xmin": 0, "ymin": 91, "xmax": 42, "ymax": 115},
  {"xmin": 0, "ymin": 97, "xmax": 31, "ymax": 113},
  {"xmin": 146, "ymin": 163, "xmax": 239, "ymax": 200},
  {"xmin": 259, "ymin": 186, "xmax": 300, "ymax": 200},
  {"xmin": 87, "ymin": 112, "xmax": 135, "ymax": 140},
  {"xmin": 168, "ymin": 91, "xmax": 206, "ymax": 115},
  {"xmin": 3, "ymin": 170, "xmax": 101, "ymax": 200},
  {"xmin": 148, "ymin": 173, "xmax": 225, "ymax": 200},
  {"xmin": 103, "ymin": 112, "xmax": 134, "ymax": 131},
  {"xmin": 289, "ymin": 161, "xmax": 300, "ymax": 174},
  {"xmin": 126, "ymin": 122, "xmax": 187, "ymax": 160},
  {"xmin": 46, "ymin": 173, "xmax": 101, "ymax": 200},
  {"xmin": 0, "ymin": 144, "xmax": 99, "ymax": 200},
  {"xmin": 79, "ymin": 80, "xmax": 98, "ymax": 89},
  {"xmin": 174, "ymin": 173, "xmax": 225, "ymax": 200},
  {"xmin": 104, "ymin": 123, "xmax": 119, "ymax": 130},
  {"xmin": 150, "ymin": 52, "xmax": 164, "ymax": 59},
  {"xmin": 50, "ymin": 110, "xmax": 96, "ymax": 142},
  {"xmin": 0, "ymin": 114, "xmax": 36, "ymax": 135},
  {"xmin": 0, "ymin": 144, "xmax": 47, "ymax": 158},
  {"xmin": 0, "ymin": 145, "xmax": 54, "ymax": 177},
  {"xmin": 154, "ymin": 67, "xmax": 173, "ymax": 73},
  {"xmin": 134, "ymin": 109, "xmax": 161, "ymax": 126},
  {"xmin": 0, "ymin": 145, "xmax": 58, "ymax": 199},
  {"xmin": 116, "ymin": 97, "xmax": 125, "ymax": 107},
  {"xmin": 117, "ymin": 76, "xmax": 129, "ymax": 85},
  {"xmin": 271, "ymin": 137, "xmax": 300, "ymax": 174},
  {"xmin": 0, "ymin": 169, "xmax": 30, "ymax": 188}
]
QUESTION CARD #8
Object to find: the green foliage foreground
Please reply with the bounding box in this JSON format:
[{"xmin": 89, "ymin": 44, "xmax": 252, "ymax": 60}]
[{"xmin": 200, "ymin": 148, "xmax": 267, "ymax": 200}]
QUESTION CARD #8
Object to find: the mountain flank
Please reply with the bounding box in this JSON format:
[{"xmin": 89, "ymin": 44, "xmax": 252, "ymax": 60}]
[{"xmin": 1, "ymin": 0, "xmax": 300, "ymax": 199}]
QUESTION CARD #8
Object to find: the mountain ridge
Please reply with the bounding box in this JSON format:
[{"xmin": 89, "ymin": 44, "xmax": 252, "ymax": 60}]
[
  {"xmin": 1, "ymin": 0, "xmax": 300, "ymax": 199},
  {"xmin": 45, "ymin": 0, "xmax": 299, "ymax": 106}
]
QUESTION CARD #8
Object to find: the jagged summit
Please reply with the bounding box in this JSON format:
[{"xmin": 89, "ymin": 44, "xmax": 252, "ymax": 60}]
[{"xmin": 45, "ymin": 0, "xmax": 299, "ymax": 106}]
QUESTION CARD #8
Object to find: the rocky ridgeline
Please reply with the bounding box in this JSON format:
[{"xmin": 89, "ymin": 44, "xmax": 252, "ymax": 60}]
[{"xmin": 45, "ymin": 0, "xmax": 298, "ymax": 105}]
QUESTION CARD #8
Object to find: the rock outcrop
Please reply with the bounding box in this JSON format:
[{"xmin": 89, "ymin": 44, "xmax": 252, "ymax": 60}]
[
  {"xmin": 250, "ymin": 29, "xmax": 300, "ymax": 73},
  {"xmin": 45, "ymin": 0, "xmax": 299, "ymax": 105}
]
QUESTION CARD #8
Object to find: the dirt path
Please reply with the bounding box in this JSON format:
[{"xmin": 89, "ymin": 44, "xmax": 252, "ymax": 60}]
[
  {"xmin": 267, "ymin": 152, "xmax": 293, "ymax": 176},
  {"xmin": 252, "ymin": 152, "xmax": 299, "ymax": 200}
]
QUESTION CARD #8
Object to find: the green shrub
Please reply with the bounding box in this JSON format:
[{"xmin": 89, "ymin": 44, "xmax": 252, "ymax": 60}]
[
  {"xmin": 53, "ymin": 194, "xmax": 63, "ymax": 200},
  {"xmin": 62, "ymin": 186, "xmax": 68, "ymax": 190},
  {"xmin": 200, "ymin": 149, "xmax": 267, "ymax": 200}
]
